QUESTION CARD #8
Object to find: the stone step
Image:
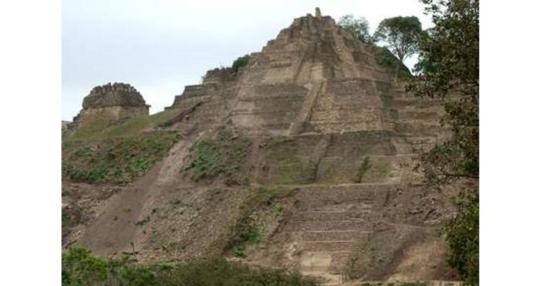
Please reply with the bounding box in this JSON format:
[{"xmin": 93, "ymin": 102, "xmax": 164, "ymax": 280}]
[
  {"xmin": 328, "ymin": 251, "xmax": 354, "ymax": 271},
  {"xmin": 300, "ymin": 230, "xmax": 370, "ymax": 241},
  {"xmin": 395, "ymin": 124, "xmax": 442, "ymax": 137},
  {"xmin": 300, "ymin": 250, "xmax": 354, "ymax": 273},
  {"xmin": 392, "ymin": 99, "xmax": 442, "ymax": 109},
  {"xmin": 302, "ymin": 241, "xmax": 357, "ymax": 252},
  {"xmin": 288, "ymin": 220, "xmax": 374, "ymax": 231},
  {"xmin": 297, "ymin": 200, "xmax": 377, "ymax": 212},
  {"xmin": 292, "ymin": 184, "xmax": 413, "ymax": 210},
  {"xmin": 398, "ymin": 110, "xmax": 443, "ymax": 121},
  {"xmin": 301, "ymin": 271, "xmax": 344, "ymax": 285},
  {"xmin": 294, "ymin": 211, "xmax": 373, "ymax": 221}
]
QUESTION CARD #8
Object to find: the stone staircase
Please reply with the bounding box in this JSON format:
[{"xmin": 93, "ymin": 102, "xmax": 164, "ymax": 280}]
[
  {"xmin": 288, "ymin": 184, "xmax": 383, "ymax": 285},
  {"xmin": 248, "ymin": 182, "xmax": 447, "ymax": 285}
]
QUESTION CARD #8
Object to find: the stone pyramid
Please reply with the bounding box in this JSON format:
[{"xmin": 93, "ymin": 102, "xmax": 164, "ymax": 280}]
[{"xmin": 69, "ymin": 9, "xmax": 459, "ymax": 285}]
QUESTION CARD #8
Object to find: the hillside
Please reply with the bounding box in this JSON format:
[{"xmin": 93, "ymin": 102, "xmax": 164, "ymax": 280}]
[{"xmin": 62, "ymin": 9, "xmax": 461, "ymax": 285}]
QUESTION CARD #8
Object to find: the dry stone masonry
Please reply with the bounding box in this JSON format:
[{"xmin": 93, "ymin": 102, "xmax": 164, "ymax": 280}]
[{"xmin": 72, "ymin": 82, "xmax": 150, "ymax": 126}]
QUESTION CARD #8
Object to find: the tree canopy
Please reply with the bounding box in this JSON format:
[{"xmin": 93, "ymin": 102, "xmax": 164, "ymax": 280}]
[
  {"xmin": 337, "ymin": 15, "xmax": 371, "ymax": 43},
  {"xmin": 373, "ymin": 16, "xmax": 422, "ymax": 62},
  {"xmin": 410, "ymin": 0, "xmax": 479, "ymax": 184}
]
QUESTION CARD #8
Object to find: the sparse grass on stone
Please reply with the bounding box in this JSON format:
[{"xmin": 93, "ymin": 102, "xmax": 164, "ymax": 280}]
[
  {"xmin": 264, "ymin": 137, "xmax": 318, "ymax": 184},
  {"xmin": 227, "ymin": 186, "xmax": 294, "ymax": 257},
  {"xmin": 68, "ymin": 109, "xmax": 182, "ymax": 141},
  {"xmin": 183, "ymin": 130, "xmax": 251, "ymax": 185},
  {"xmin": 360, "ymin": 158, "xmax": 391, "ymax": 183},
  {"xmin": 62, "ymin": 131, "xmax": 179, "ymax": 184}
]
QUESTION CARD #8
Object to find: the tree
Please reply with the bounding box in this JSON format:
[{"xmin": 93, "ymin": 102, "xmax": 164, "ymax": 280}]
[
  {"xmin": 231, "ymin": 54, "xmax": 250, "ymax": 73},
  {"xmin": 373, "ymin": 16, "xmax": 422, "ymax": 62},
  {"xmin": 408, "ymin": 0, "xmax": 479, "ymax": 285},
  {"xmin": 338, "ymin": 15, "xmax": 371, "ymax": 43}
]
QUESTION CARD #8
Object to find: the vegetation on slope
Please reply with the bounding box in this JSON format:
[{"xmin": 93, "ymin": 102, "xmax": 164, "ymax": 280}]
[
  {"xmin": 62, "ymin": 246, "xmax": 318, "ymax": 286},
  {"xmin": 63, "ymin": 131, "xmax": 179, "ymax": 184},
  {"xmin": 444, "ymin": 192, "xmax": 479, "ymax": 286},
  {"xmin": 183, "ymin": 130, "xmax": 251, "ymax": 185},
  {"xmin": 231, "ymin": 54, "xmax": 251, "ymax": 73},
  {"xmin": 200, "ymin": 54, "xmax": 251, "ymax": 83},
  {"xmin": 228, "ymin": 186, "xmax": 295, "ymax": 258},
  {"xmin": 263, "ymin": 137, "xmax": 318, "ymax": 185},
  {"xmin": 67, "ymin": 109, "xmax": 182, "ymax": 141}
]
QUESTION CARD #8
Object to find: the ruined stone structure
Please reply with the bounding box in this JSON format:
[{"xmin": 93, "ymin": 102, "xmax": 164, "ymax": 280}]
[
  {"xmin": 72, "ymin": 82, "xmax": 150, "ymax": 126},
  {"xmin": 65, "ymin": 9, "xmax": 459, "ymax": 285}
]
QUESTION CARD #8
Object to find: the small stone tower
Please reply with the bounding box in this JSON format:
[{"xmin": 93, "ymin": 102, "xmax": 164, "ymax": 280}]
[{"xmin": 72, "ymin": 82, "xmax": 150, "ymax": 126}]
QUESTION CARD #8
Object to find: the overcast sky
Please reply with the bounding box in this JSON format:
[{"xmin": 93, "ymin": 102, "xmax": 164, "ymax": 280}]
[{"xmin": 62, "ymin": 0, "xmax": 432, "ymax": 120}]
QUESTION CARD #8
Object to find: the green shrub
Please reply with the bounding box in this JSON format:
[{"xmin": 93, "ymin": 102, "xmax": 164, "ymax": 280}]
[
  {"xmin": 63, "ymin": 131, "xmax": 179, "ymax": 184},
  {"xmin": 62, "ymin": 247, "xmax": 156, "ymax": 286},
  {"xmin": 62, "ymin": 247, "xmax": 109, "ymax": 286},
  {"xmin": 445, "ymin": 191, "xmax": 479, "ymax": 286},
  {"xmin": 232, "ymin": 245, "xmax": 248, "ymax": 258},
  {"xmin": 231, "ymin": 54, "xmax": 251, "ymax": 73},
  {"xmin": 62, "ymin": 247, "xmax": 318, "ymax": 286},
  {"xmin": 156, "ymin": 258, "xmax": 318, "ymax": 286}
]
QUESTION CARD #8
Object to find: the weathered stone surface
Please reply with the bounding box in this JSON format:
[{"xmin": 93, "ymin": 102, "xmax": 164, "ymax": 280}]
[
  {"xmin": 83, "ymin": 82, "xmax": 147, "ymax": 109},
  {"xmin": 73, "ymin": 82, "xmax": 150, "ymax": 125}
]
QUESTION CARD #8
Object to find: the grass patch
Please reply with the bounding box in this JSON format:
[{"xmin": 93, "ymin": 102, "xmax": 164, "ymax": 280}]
[
  {"xmin": 183, "ymin": 130, "xmax": 251, "ymax": 185},
  {"xmin": 68, "ymin": 109, "xmax": 182, "ymax": 141},
  {"xmin": 157, "ymin": 257, "xmax": 318, "ymax": 286},
  {"xmin": 63, "ymin": 131, "xmax": 179, "ymax": 184},
  {"xmin": 358, "ymin": 157, "xmax": 391, "ymax": 183},
  {"xmin": 62, "ymin": 247, "xmax": 155, "ymax": 286},
  {"xmin": 264, "ymin": 137, "xmax": 317, "ymax": 184},
  {"xmin": 67, "ymin": 117, "xmax": 114, "ymax": 141}
]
